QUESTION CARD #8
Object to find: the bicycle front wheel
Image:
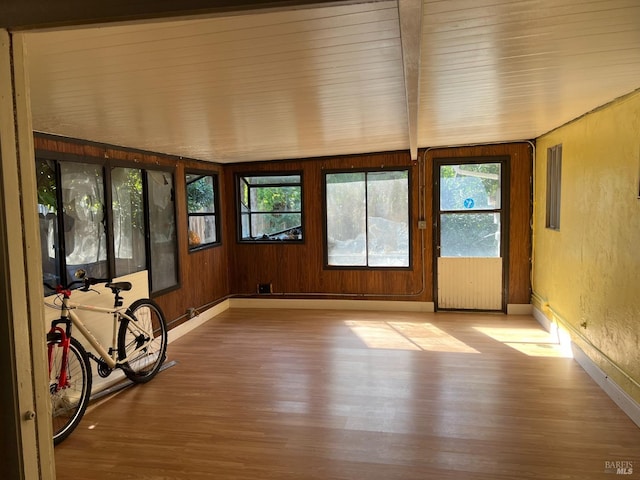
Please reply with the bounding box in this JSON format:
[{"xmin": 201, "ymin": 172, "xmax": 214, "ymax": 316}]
[
  {"xmin": 118, "ymin": 298, "xmax": 168, "ymax": 384},
  {"xmin": 48, "ymin": 335, "xmax": 92, "ymax": 445}
]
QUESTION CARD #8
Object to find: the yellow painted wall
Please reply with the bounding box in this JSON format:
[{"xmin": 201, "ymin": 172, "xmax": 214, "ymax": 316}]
[{"xmin": 533, "ymin": 89, "xmax": 640, "ymax": 403}]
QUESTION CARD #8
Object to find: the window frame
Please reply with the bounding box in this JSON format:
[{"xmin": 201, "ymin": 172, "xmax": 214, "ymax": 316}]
[
  {"xmin": 322, "ymin": 167, "xmax": 412, "ymax": 270},
  {"xmin": 110, "ymin": 165, "xmax": 147, "ymax": 278},
  {"xmin": 545, "ymin": 144, "xmax": 562, "ymax": 231},
  {"xmin": 144, "ymin": 167, "xmax": 180, "ymax": 295},
  {"xmin": 235, "ymin": 171, "xmax": 304, "ymax": 244},
  {"xmin": 36, "ymin": 151, "xmax": 180, "ymax": 296},
  {"xmin": 185, "ymin": 170, "xmax": 221, "ymax": 252},
  {"xmin": 434, "ymin": 158, "xmax": 508, "ymax": 259}
]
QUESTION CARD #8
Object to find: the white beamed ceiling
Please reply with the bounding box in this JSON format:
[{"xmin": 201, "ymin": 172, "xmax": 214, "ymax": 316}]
[{"xmin": 24, "ymin": 0, "xmax": 640, "ymax": 163}]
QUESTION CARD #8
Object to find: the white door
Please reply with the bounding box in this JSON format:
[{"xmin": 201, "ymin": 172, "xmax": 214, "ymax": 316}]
[{"xmin": 434, "ymin": 159, "xmax": 507, "ymax": 311}]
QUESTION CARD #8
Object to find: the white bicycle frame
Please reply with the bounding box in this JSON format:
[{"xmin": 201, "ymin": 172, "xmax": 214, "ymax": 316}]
[{"xmin": 48, "ymin": 296, "xmax": 152, "ymax": 369}]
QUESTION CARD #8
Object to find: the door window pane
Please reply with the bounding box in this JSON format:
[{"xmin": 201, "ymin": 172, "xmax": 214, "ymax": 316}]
[
  {"xmin": 60, "ymin": 162, "xmax": 108, "ymax": 282},
  {"xmin": 440, "ymin": 213, "xmax": 501, "ymax": 257},
  {"xmin": 112, "ymin": 167, "xmax": 146, "ymax": 276},
  {"xmin": 440, "ymin": 163, "xmax": 501, "ymax": 211},
  {"xmin": 439, "ymin": 162, "xmax": 502, "ymax": 258},
  {"xmin": 148, "ymin": 171, "xmax": 178, "ymax": 292}
]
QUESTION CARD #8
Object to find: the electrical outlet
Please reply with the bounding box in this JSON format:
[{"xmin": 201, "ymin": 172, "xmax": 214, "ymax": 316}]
[{"xmin": 258, "ymin": 283, "xmax": 272, "ymax": 294}]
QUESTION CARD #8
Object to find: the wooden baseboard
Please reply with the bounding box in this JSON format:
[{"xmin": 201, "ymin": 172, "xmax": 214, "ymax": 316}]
[
  {"xmin": 533, "ymin": 306, "xmax": 640, "ymax": 428},
  {"xmin": 507, "ymin": 303, "xmax": 533, "ymax": 315},
  {"xmin": 229, "ymin": 298, "xmax": 435, "ymax": 312},
  {"xmin": 168, "ymin": 299, "xmax": 231, "ymax": 343},
  {"xmin": 571, "ymin": 343, "xmax": 640, "ymax": 428}
]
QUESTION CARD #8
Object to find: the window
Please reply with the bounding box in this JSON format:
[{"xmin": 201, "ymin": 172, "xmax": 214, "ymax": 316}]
[
  {"xmin": 237, "ymin": 173, "xmax": 302, "ymax": 242},
  {"xmin": 147, "ymin": 170, "xmax": 178, "ymax": 293},
  {"xmin": 112, "ymin": 167, "xmax": 146, "ymax": 276},
  {"xmin": 37, "ymin": 156, "xmax": 178, "ymax": 295},
  {"xmin": 325, "ymin": 170, "xmax": 410, "ymax": 267},
  {"xmin": 438, "ymin": 162, "xmax": 503, "ymax": 257},
  {"xmin": 546, "ymin": 144, "xmax": 562, "ymax": 230},
  {"xmin": 186, "ymin": 173, "xmax": 219, "ymax": 250}
]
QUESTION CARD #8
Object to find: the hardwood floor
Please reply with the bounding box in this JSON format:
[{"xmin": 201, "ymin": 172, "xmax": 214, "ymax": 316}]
[{"xmin": 54, "ymin": 309, "xmax": 640, "ymax": 479}]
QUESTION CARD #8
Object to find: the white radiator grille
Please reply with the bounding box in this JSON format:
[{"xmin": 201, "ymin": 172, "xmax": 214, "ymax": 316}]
[{"xmin": 437, "ymin": 257, "xmax": 502, "ymax": 310}]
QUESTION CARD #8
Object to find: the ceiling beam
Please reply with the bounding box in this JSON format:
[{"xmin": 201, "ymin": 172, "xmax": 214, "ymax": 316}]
[
  {"xmin": 397, "ymin": 0, "xmax": 423, "ymax": 160},
  {"xmin": 1, "ymin": 0, "xmax": 391, "ymax": 30}
]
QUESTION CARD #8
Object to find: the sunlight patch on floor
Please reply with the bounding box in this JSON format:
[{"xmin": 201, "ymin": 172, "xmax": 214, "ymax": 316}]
[
  {"xmin": 473, "ymin": 326, "xmax": 573, "ymax": 358},
  {"xmin": 345, "ymin": 321, "xmax": 480, "ymax": 353}
]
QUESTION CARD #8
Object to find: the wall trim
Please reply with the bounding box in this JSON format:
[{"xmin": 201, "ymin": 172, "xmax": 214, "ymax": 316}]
[
  {"xmin": 571, "ymin": 343, "xmax": 640, "ymax": 429},
  {"xmin": 168, "ymin": 299, "xmax": 231, "ymax": 343},
  {"xmin": 533, "ymin": 306, "xmax": 640, "ymax": 428},
  {"xmin": 229, "ymin": 298, "xmax": 436, "ymax": 312},
  {"xmin": 507, "ymin": 303, "xmax": 532, "ymax": 315}
]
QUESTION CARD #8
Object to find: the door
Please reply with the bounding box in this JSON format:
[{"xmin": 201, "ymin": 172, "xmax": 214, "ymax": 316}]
[{"xmin": 434, "ymin": 158, "xmax": 508, "ymax": 311}]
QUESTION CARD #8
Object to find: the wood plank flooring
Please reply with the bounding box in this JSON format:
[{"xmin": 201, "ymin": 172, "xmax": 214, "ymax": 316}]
[{"xmin": 54, "ymin": 309, "xmax": 640, "ymax": 479}]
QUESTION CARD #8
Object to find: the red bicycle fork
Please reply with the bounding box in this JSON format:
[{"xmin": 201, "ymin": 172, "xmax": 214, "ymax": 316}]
[{"xmin": 48, "ymin": 326, "xmax": 71, "ymax": 391}]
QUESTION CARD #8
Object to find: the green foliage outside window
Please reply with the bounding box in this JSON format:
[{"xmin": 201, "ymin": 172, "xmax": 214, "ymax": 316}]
[
  {"xmin": 187, "ymin": 175, "xmax": 215, "ymax": 213},
  {"xmin": 238, "ymin": 174, "xmax": 302, "ymax": 241}
]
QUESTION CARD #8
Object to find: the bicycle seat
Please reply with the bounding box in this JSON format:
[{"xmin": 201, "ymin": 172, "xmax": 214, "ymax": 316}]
[{"xmin": 106, "ymin": 281, "xmax": 132, "ymax": 292}]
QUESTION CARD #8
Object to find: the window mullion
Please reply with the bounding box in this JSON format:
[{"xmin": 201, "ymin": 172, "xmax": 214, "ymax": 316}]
[
  {"xmin": 53, "ymin": 160, "xmax": 67, "ymax": 285},
  {"xmin": 141, "ymin": 170, "xmax": 152, "ymax": 283},
  {"xmin": 364, "ymin": 172, "xmax": 370, "ymax": 267},
  {"xmin": 103, "ymin": 164, "xmax": 115, "ymax": 279}
]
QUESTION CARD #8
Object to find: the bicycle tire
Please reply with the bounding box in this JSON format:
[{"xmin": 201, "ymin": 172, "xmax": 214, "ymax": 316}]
[
  {"xmin": 118, "ymin": 298, "xmax": 168, "ymax": 384},
  {"xmin": 49, "ymin": 335, "xmax": 92, "ymax": 445}
]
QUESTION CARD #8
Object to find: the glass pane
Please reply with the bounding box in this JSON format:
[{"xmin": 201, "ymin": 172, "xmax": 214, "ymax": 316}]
[
  {"xmin": 238, "ymin": 174, "xmax": 303, "ymax": 241},
  {"xmin": 188, "ymin": 215, "xmax": 217, "ymax": 246},
  {"xmin": 326, "ymin": 173, "xmax": 366, "ymax": 266},
  {"xmin": 60, "ymin": 162, "xmax": 108, "ymax": 283},
  {"xmin": 249, "ymin": 213, "xmax": 302, "ymax": 240},
  {"xmin": 440, "ymin": 213, "xmax": 501, "ymax": 257},
  {"xmin": 37, "ymin": 159, "xmax": 61, "ymax": 290},
  {"xmin": 240, "ymin": 212, "xmax": 250, "ymax": 239},
  {"xmin": 244, "ymin": 175, "xmax": 300, "ymax": 185},
  {"xmin": 112, "ymin": 167, "xmax": 146, "ymax": 277},
  {"xmin": 147, "ymin": 171, "xmax": 178, "ymax": 292},
  {"xmin": 240, "ymin": 181, "xmax": 249, "ymax": 209},
  {"xmin": 367, "ymin": 171, "xmax": 409, "ymax": 267},
  {"xmin": 440, "ymin": 163, "xmax": 501, "ymax": 211},
  {"xmin": 186, "ymin": 174, "xmax": 215, "ymax": 214},
  {"xmin": 249, "ymin": 186, "xmax": 301, "ymax": 213}
]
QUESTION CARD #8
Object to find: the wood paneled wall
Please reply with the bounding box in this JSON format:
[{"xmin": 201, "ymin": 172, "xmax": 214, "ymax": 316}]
[
  {"xmin": 165, "ymin": 157, "xmax": 229, "ymax": 325},
  {"xmin": 225, "ymin": 151, "xmax": 428, "ymax": 301},
  {"xmin": 34, "ymin": 134, "xmax": 531, "ymax": 319}
]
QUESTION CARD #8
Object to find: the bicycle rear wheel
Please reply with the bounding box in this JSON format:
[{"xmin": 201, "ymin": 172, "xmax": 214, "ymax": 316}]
[
  {"xmin": 118, "ymin": 298, "xmax": 167, "ymax": 384},
  {"xmin": 48, "ymin": 335, "xmax": 92, "ymax": 445}
]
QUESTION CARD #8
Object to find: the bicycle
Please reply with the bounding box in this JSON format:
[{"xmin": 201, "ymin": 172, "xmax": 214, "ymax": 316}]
[{"xmin": 45, "ymin": 269, "xmax": 168, "ymax": 445}]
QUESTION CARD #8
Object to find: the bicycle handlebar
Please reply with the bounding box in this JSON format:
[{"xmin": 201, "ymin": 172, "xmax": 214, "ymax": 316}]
[
  {"xmin": 43, "ymin": 275, "xmax": 111, "ymax": 295},
  {"xmin": 80, "ymin": 276, "xmax": 111, "ymax": 290}
]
